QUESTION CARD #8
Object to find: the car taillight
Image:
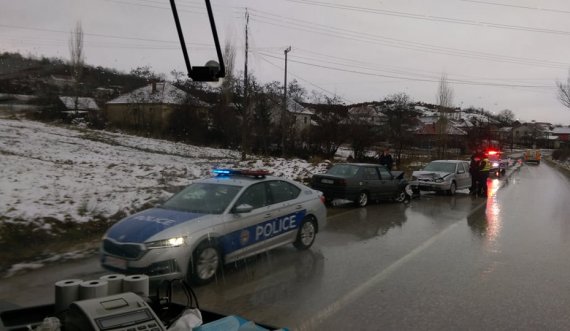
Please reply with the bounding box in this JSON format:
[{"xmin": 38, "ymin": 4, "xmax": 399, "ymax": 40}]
[
  {"xmin": 337, "ymin": 179, "xmax": 347, "ymax": 186},
  {"xmin": 320, "ymin": 195, "xmax": 326, "ymax": 204}
]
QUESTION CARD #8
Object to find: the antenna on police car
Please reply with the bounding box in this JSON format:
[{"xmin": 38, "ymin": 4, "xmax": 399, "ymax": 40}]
[{"xmin": 169, "ymin": 0, "xmax": 226, "ymax": 82}]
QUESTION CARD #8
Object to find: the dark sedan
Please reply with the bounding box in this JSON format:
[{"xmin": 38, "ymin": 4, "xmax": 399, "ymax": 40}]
[{"xmin": 311, "ymin": 163, "xmax": 409, "ymax": 207}]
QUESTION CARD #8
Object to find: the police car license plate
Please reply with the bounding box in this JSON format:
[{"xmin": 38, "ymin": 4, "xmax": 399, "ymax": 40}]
[
  {"xmin": 321, "ymin": 179, "xmax": 334, "ymax": 184},
  {"xmin": 104, "ymin": 256, "xmax": 127, "ymax": 270}
]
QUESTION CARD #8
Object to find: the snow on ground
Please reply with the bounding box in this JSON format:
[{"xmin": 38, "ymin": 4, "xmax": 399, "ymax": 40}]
[{"xmin": 0, "ymin": 118, "xmax": 329, "ymax": 229}]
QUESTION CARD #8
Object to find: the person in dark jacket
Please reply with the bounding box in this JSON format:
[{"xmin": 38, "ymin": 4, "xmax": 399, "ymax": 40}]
[
  {"xmin": 478, "ymin": 155, "xmax": 491, "ymax": 197},
  {"xmin": 379, "ymin": 149, "xmax": 394, "ymax": 171},
  {"xmin": 469, "ymin": 149, "xmax": 482, "ymax": 195}
]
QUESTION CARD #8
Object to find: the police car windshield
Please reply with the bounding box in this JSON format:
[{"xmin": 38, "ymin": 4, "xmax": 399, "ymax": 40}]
[
  {"xmin": 423, "ymin": 162, "xmax": 456, "ymax": 173},
  {"xmin": 161, "ymin": 183, "xmax": 242, "ymax": 214},
  {"xmin": 327, "ymin": 164, "xmax": 359, "ymax": 177}
]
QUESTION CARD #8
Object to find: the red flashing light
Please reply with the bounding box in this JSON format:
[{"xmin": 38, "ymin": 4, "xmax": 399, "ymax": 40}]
[{"xmin": 486, "ymin": 150, "xmax": 498, "ymax": 156}]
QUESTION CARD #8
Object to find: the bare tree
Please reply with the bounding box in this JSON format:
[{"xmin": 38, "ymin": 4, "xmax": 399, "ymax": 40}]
[
  {"xmin": 222, "ymin": 40, "xmax": 236, "ymax": 102},
  {"xmin": 210, "ymin": 39, "xmax": 240, "ymax": 147},
  {"xmin": 436, "ymin": 73, "xmax": 454, "ymax": 158},
  {"xmin": 557, "ymin": 70, "xmax": 570, "ymax": 109},
  {"xmin": 308, "ymin": 96, "xmax": 348, "ymax": 158},
  {"xmin": 383, "ymin": 92, "xmax": 419, "ymax": 166},
  {"xmin": 497, "ymin": 109, "xmax": 515, "ymax": 125},
  {"xmin": 69, "ymin": 21, "xmax": 84, "ymax": 116}
]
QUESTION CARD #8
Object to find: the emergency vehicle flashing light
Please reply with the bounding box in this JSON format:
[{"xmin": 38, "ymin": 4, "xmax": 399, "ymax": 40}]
[
  {"xmin": 487, "ymin": 150, "xmax": 498, "ymax": 156},
  {"xmin": 212, "ymin": 168, "xmax": 272, "ymax": 178}
]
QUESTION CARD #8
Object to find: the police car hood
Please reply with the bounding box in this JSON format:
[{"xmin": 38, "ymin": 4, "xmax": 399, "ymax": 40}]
[
  {"xmin": 412, "ymin": 170, "xmax": 451, "ymax": 179},
  {"xmin": 105, "ymin": 208, "xmax": 212, "ymax": 244}
]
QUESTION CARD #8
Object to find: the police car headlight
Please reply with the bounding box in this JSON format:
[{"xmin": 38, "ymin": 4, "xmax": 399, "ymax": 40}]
[
  {"xmin": 492, "ymin": 162, "xmax": 499, "ymax": 167},
  {"xmin": 435, "ymin": 178, "xmax": 444, "ymax": 183},
  {"xmin": 146, "ymin": 236, "xmax": 186, "ymax": 249}
]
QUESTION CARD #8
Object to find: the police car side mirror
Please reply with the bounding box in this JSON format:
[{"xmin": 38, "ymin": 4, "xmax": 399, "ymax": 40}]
[{"xmin": 233, "ymin": 204, "xmax": 253, "ymax": 214}]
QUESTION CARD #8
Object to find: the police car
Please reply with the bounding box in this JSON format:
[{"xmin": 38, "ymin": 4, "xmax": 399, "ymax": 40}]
[
  {"xmin": 486, "ymin": 149, "xmax": 509, "ymax": 177},
  {"xmin": 100, "ymin": 169, "xmax": 327, "ymax": 285}
]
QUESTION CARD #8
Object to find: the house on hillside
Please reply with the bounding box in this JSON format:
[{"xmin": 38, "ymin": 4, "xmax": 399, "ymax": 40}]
[
  {"xmin": 58, "ymin": 96, "xmax": 99, "ymax": 117},
  {"xmin": 414, "ymin": 121, "xmax": 468, "ymax": 152},
  {"xmin": 512, "ymin": 122, "xmax": 551, "ymax": 147},
  {"xmin": 347, "ymin": 104, "xmax": 387, "ymax": 126},
  {"xmin": 49, "ymin": 75, "xmax": 76, "ymax": 88},
  {"xmin": 552, "ymin": 127, "xmax": 570, "ymax": 143},
  {"xmin": 105, "ymin": 82, "xmax": 209, "ymax": 135},
  {"xmin": 271, "ymin": 98, "xmax": 314, "ymax": 134},
  {"xmin": 0, "ymin": 93, "xmax": 40, "ymax": 115}
]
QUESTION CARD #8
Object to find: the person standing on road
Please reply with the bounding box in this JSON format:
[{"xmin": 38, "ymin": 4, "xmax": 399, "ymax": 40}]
[
  {"xmin": 469, "ymin": 149, "xmax": 482, "ymax": 195},
  {"xmin": 379, "ymin": 149, "xmax": 394, "ymax": 171},
  {"xmin": 478, "ymin": 154, "xmax": 491, "ymax": 197}
]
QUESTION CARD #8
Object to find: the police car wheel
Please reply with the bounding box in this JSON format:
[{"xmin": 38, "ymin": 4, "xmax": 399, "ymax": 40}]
[
  {"xmin": 356, "ymin": 192, "xmax": 369, "ymax": 207},
  {"xmin": 294, "ymin": 218, "xmax": 317, "ymax": 250},
  {"xmin": 189, "ymin": 242, "xmax": 220, "ymax": 285}
]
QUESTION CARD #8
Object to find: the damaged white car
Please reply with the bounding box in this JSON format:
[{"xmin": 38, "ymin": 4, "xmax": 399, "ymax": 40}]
[{"xmin": 409, "ymin": 160, "xmax": 471, "ymax": 196}]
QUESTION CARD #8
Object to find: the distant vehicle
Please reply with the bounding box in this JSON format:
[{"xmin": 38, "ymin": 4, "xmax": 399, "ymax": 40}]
[
  {"xmin": 310, "ymin": 163, "xmax": 409, "ymax": 207},
  {"xmin": 100, "ymin": 169, "xmax": 327, "ymax": 285},
  {"xmin": 410, "ymin": 160, "xmax": 471, "ymax": 195},
  {"xmin": 524, "ymin": 149, "xmax": 541, "ymax": 165},
  {"xmin": 486, "ymin": 149, "xmax": 509, "ymax": 177}
]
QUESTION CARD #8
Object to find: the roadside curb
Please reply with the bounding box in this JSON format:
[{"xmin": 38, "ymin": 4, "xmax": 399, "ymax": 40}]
[{"xmin": 544, "ymin": 158, "xmax": 570, "ymax": 179}]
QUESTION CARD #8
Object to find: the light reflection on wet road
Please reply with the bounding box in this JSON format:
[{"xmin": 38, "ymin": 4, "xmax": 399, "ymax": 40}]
[
  {"xmin": 195, "ymin": 162, "xmax": 570, "ymax": 330},
  {"xmin": 1, "ymin": 162, "xmax": 570, "ymax": 330}
]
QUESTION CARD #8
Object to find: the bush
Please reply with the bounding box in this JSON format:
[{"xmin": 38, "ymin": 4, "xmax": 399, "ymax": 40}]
[{"xmin": 552, "ymin": 147, "xmax": 570, "ymax": 161}]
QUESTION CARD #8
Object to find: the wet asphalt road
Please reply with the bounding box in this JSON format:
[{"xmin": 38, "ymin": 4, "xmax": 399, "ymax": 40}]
[{"xmin": 1, "ymin": 161, "xmax": 570, "ymax": 330}]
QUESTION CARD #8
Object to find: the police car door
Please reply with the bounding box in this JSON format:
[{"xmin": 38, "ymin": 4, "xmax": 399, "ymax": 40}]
[
  {"xmin": 223, "ymin": 182, "xmax": 271, "ymax": 263},
  {"xmin": 264, "ymin": 180, "xmax": 305, "ymax": 247}
]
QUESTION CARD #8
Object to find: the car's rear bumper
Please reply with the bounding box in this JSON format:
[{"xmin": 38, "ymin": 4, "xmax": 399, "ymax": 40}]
[{"xmin": 311, "ymin": 186, "xmax": 360, "ymax": 201}]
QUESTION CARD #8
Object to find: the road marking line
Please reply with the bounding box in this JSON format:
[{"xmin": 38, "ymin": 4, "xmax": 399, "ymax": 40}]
[{"xmin": 298, "ymin": 198, "xmax": 490, "ymax": 330}]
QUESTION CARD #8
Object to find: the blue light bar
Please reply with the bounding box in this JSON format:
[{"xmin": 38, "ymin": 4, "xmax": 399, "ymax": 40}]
[{"xmin": 212, "ymin": 169, "xmax": 232, "ymax": 175}]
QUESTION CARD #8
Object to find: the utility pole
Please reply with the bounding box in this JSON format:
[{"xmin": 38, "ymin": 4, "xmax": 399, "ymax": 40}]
[
  {"xmin": 241, "ymin": 8, "xmax": 249, "ymax": 160},
  {"xmin": 281, "ymin": 46, "xmax": 291, "ymax": 156}
]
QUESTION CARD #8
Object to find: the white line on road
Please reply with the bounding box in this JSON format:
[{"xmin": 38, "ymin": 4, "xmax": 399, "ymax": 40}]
[{"xmin": 297, "ymin": 198, "xmax": 490, "ymax": 331}]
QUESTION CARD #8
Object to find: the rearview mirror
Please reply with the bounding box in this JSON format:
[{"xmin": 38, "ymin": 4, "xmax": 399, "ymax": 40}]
[{"xmin": 233, "ymin": 204, "xmax": 253, "ymax": 214}]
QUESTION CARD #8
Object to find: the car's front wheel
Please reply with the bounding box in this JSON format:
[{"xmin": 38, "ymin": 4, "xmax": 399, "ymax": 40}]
[
  {"xmin": 394, "ymin": 189, "xmax": 408, "ymax": 203},
  {"xmin": 355, "ymin": 191, "xmax": 369, "ymax": 207},
  {"xmin": 189, "ymin": 240, "xmax": 220, "ymax": 285},
  {"xmin": 447, "ymin": 181, "xmax": 456, "ymax": 196},
  {"xmin": 294, "ymin": 217, "xmax": 317, "ymax": 250}
]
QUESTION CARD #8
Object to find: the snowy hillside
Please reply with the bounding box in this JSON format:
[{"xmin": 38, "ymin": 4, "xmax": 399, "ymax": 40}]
[{"xmin": 0, "ymin": 119, "xmax": 329, "ymax": 230}]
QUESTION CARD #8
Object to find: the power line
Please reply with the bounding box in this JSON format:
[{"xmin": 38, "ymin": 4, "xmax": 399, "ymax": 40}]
[
  {"xmin": 0, "ymin": 23, "xmax": 185, "ymax": 45},
  {"xmin": 289, "ymin": 47, "xmax": 556, "ymax": 84},
  {"xmin": 257, "ymin": 54, "xmax": 353, "ymax": 104},
  {"xmin": 0, "ymin": 35, "xmax": 280, "ymax": 52},
  {"xmin": 258, "ymin": 52, "xmax": 555, "ymax": 89},
  {"xmin": 280, "ymin": 0, "xmax": 570, "ymax": 38},
  {"xmin": 259, "ymin": 50, "xmax": 443, "ymax": 82},
  {"xmin": 459, "ymin": 0, "xmax": 570, "ymax": 15},
  {"xmin": 243, "ymin": 8, "xmax": 570, "ymax": 69},
  {"xmin": 104, "ymin": 0, "xmax": 204, "ymax": 11},
  {"xmin": 249, "ymin": 15, "xmax": 569, "ymax": 70}
]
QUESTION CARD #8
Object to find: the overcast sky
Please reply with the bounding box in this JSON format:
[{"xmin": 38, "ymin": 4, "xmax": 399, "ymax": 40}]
[{"xmin": 2, "ymin": 0, "xmax": 570, "ymax": 124}]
